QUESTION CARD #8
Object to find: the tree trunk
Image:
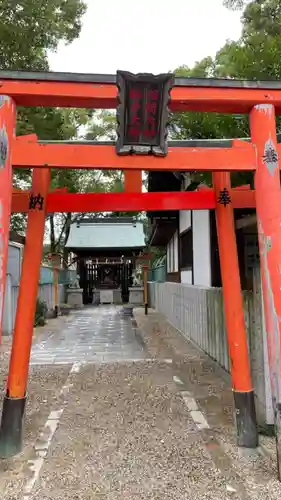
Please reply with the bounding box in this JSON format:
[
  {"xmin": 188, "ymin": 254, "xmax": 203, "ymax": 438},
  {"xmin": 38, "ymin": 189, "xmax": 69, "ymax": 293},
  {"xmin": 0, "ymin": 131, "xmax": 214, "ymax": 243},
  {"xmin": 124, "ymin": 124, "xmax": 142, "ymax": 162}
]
[
  {"xmin": 62, "ymin": 213, "xmax": 72, "ymax": 268},
  {"xmin": 49, "ymin": 214, "xmax": 56, "ymax": 253}
]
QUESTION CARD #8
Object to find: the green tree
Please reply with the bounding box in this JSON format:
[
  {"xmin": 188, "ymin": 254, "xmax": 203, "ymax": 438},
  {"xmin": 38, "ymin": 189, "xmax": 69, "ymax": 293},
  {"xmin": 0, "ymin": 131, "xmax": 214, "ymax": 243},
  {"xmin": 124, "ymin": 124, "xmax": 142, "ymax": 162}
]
[
  {"xmin": 2, "ymin": 1, "xmax": 88, "ymax": 237},
  {"xmin": 85, "ymin": 110, "xmax": 117, "ymax": 141},
  {"xmin": 224, "ymin": 1, "xmax": 281, "ymax": 37},
  {"xmin": 171, "ymin": 59, "xmax": 249, "ymax": 143},
  {"xmin": 43, "ymin": 109, "xmax": 139, "ymax": 265},
  {"xmin": 172, "ymin": 0, "xmax": 281, "ymax": 187},
  {"xmin": 0, "ymin": 0, "xmax": 86, "ymax": 70},
  {"xmin": 12, "ymin": 107, "xmax": 93, "ymax": 238},
  {"xmin": 46, "ymin": 166, "xmax": 126, "ymax": 266},
  {"xmin": 171, "ymin": 61, "xmax": 250, "ymax": 186},
  {"xmin": 223, "ymin": 0, "xmax": 248, "ymax": 9}
]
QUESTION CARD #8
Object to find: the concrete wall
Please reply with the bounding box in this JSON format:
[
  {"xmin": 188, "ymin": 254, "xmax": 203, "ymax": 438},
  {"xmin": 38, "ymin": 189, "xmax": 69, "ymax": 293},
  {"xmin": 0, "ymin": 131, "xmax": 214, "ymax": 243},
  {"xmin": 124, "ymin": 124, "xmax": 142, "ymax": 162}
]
[
  {"xmin": 192, "ymin": 211, "xmax": 211, "ymax": 287},
  {"xmin": 180, "ymin": 270, "xmax": 192, "ymax": 285},
  {"xmin": 148, "ymin": 266, "xmax": 273, "ymax": 427},
  {"xmin": 6, "ymin": 242, "xmax": 23, "ymax": 285},
  {"xmin": 3, "ymin": 282, "xmax": 65, "ymax": 336},
  {"xmin": 3, "ymin": 243, "xmax": 76, "ymax": 335},
  {"xmin": 179, "ymin": 210, "xmax": 212, "ymax": 287},
  {"xmin": 3, "ymin": 242, "xmax": 23, "ymax": 335}
]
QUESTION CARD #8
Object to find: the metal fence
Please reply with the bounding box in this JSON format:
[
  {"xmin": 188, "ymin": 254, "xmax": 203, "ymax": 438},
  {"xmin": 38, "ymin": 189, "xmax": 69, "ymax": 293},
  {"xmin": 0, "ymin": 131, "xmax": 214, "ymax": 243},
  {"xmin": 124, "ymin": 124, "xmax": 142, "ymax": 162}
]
[
  {"xmin": 148, "ymin": 267, "xmax": 273, "ymax": 426},
  {"xmin": 3, "ymin": 263, "xmax": 77, "ymax": 336},
  {"xmin": 40, "ymin": 266, "xmax": 77, "ymax": 285},
  {"xmin": 37, "ymin": 283, "xmax": 66, "ymax": 309},
  {"xmin": 3, "ymin": 280, "xmax": 66, "ymax": 336}
]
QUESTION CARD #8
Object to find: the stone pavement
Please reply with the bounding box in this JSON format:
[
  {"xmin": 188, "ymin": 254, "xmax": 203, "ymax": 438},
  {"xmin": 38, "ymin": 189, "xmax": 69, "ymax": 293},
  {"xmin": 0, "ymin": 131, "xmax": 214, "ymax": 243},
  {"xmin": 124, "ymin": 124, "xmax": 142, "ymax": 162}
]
[
  {"xmin": 0, "ymin": 306, "xmax": 280, "ymax": 499},
  {"xmin": 30, "ymin": 306, "xmax": 146, "ymax": 365}
]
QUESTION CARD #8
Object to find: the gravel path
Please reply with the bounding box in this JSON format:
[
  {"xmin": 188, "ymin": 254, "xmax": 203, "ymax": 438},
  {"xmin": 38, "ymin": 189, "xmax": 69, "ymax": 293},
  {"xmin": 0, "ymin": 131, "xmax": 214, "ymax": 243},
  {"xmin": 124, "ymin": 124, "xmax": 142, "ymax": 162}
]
[
  {"xmin": 29, "ymin": 361, "xmax": 240, "ymax": 500},
  {"xmin": 0, "ymin": 306, "xmax": 280, "ymax": 499}
]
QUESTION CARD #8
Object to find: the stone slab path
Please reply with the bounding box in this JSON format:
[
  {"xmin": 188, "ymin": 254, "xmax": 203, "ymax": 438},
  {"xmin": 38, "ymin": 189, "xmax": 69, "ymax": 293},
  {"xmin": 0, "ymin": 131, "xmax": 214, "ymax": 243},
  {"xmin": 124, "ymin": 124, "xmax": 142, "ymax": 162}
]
[{"xmin": 30, "ymin": 306, "xmax": 146, "ymax": 365}]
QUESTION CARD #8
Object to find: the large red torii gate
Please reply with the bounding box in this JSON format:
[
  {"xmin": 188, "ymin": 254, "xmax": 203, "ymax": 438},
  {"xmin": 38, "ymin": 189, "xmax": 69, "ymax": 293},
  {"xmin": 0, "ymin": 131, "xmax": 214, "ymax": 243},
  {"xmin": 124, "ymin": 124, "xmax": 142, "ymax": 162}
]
[{"xmin": 0, "ymin": 71, "xmax": 281, "ymax": 476}]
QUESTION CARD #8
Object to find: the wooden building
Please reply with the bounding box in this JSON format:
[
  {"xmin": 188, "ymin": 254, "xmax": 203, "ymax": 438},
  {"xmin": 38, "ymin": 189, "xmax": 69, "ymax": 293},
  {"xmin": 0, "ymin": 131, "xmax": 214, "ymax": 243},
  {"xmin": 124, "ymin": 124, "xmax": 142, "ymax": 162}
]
[
  {"xmin": 65, "ymin": 218, "xmax": 146, "ymax": 304},
  {"xmin": 147, "ymin": 172, "xmax": 257, "ymax": 290}
]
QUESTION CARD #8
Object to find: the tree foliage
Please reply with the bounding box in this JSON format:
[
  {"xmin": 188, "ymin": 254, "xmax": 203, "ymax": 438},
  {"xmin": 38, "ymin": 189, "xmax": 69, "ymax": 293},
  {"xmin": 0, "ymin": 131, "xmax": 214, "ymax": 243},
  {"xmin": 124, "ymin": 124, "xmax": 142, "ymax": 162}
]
[
  {"xmin": 0, "ymin": 0, "xmax": 86, "ymax": 70},
  {"xmin": 85, "ymin": 110, "xmax": 117, "ymax": 142},
  {"xmin": 8, "ymin": 0, "xmax": 281, "ymax": 255},
  {"xmin": 224, "ymin": 1, "xmax": 281, "ymax": 37},
  {"xmin": 171, "ymin": 0, "xmax": 281, "ymax": 187},
  {"xmin": 3, "ymin": 1, "xmax": 143, "ymax": 260},
  {"xmin": 223, "ymin": 0, "xmax": 248, "ymax": 9},
  {"xmin": 2, "ymin": 1, "xmax": 89, "ymax": 242}
]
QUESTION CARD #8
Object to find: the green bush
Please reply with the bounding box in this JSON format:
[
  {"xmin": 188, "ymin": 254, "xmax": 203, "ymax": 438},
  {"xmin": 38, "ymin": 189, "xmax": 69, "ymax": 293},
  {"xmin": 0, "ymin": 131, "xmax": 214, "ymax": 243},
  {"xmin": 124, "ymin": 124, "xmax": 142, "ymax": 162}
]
[{"xmin": 34, "ymin": 298, "xmax": 47, "ymax": 327}]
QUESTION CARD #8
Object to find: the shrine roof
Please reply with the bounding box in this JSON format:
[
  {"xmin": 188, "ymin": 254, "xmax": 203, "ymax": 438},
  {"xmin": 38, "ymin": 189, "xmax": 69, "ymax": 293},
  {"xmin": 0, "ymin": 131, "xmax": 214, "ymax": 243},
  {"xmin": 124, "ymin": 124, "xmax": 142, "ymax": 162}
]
[{"xmin": 65, "ymin": 218, "xmax": 145, "ymax": 251}]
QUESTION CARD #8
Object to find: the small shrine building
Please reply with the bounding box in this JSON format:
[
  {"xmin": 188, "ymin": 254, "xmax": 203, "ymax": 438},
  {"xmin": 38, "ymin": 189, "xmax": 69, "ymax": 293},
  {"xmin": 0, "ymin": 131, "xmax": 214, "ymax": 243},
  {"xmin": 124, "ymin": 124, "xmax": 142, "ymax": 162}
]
[{"xmin": 65, "ymin": 217, "xmax": 146, "ymax": 305}]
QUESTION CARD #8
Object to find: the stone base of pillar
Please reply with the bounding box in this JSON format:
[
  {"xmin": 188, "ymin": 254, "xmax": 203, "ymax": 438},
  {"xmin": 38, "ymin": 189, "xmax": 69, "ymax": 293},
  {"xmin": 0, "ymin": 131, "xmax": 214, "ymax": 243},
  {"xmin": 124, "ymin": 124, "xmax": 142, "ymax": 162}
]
[
  {"xmin": 66, "ymin": 288, "xmax": 84, "ymax": 308},
  {"xmin": 0, "ymin": 394, "xmax": 26, "ymax": 458},
  {"xmin": 129, "ymin": 287, "xmax": 144, "ymax": 305}
]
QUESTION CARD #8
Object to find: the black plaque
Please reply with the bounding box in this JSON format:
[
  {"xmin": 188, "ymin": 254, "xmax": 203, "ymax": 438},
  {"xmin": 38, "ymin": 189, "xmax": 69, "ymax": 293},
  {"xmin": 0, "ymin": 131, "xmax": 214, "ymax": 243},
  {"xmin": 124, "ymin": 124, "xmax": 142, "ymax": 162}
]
[
  {"xmin": 116, "ymin": 70, "xmax": 174, "ymax": 156},
  {"xmin": 28, "ymin": 193, "xmax": 44, "ymax": 210}
]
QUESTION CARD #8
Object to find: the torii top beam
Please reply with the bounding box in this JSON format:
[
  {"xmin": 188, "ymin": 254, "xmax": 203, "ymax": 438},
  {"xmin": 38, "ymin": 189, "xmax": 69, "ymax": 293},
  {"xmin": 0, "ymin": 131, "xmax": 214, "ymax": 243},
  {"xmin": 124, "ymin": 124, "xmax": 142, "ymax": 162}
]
[{"xmin": 2, "ymin": 70, "xmax": 281, "ymax": 113}]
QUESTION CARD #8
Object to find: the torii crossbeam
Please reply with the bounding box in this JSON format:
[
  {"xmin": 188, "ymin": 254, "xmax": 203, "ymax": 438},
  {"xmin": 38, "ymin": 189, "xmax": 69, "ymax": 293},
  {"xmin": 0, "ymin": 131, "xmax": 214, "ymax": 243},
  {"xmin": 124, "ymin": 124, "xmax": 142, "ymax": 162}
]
[
  {"xmin": 12, "ymin": 138, "xmax": 255, "ymax": 171},
  {"xmin": 11, "ymin": 188, "xmax": 256, "ymax": 213}
]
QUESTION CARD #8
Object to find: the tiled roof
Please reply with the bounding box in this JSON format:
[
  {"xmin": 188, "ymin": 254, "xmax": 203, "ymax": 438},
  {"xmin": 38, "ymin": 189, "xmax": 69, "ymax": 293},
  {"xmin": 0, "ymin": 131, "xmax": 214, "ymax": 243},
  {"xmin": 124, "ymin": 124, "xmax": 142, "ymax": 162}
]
[{"xmin": 66, "ymin": 219, "xmax": 145, "ymax": 250}]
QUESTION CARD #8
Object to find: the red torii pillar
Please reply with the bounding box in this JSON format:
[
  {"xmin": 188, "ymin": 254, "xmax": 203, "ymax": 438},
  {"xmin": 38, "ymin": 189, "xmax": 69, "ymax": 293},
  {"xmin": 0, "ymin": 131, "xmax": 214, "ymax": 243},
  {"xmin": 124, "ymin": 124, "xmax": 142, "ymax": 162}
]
[
  {"xmin": 124, "ymin": 170, "xmax": 142, "ymax": 193},
  {"xmin": 250, "ymin": 104, "xmax": 281, "ymax": 477},
  {"xmin": 0, "ymin": 168, "xmax": 50, "ymax": 457},
  {"xmin": 213, "ymin": 172, "xmax": 258, "ymax": 448},
  {"xmin": 0, "ymin": 96, "xmax": 16, "ymax": 343},
  {"xmin": 0, "ymin": 97, "xmax": 16, "ymax": 342}
]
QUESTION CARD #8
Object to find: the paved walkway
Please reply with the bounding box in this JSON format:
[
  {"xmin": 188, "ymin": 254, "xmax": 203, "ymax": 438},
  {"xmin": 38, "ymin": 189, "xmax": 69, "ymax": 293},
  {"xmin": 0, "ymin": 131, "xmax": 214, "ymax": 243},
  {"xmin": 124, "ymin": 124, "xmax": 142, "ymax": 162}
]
[
  {"xmin": 30, "ymin": 306, "xmax": 146, "ymax": 365},
  {"xmin": 0, "ymin": 306, "xmax": 280, "ymax": 499}
]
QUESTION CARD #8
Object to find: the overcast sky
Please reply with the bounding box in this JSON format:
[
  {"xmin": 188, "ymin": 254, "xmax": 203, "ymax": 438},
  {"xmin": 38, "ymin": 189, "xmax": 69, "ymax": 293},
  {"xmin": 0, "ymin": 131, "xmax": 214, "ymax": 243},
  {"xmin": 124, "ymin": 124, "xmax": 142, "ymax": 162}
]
[{"xmin": 48, "ymin": 0, "xmax": 242, "ymax": 75}]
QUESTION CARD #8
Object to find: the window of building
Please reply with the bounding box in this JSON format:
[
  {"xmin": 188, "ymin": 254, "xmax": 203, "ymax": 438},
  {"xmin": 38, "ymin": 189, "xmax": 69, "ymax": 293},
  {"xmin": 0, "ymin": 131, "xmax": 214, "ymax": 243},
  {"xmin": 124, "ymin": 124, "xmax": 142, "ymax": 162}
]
[{"xmin": 180, "ymin": 229, "xmax": 193, "ymax": 269}]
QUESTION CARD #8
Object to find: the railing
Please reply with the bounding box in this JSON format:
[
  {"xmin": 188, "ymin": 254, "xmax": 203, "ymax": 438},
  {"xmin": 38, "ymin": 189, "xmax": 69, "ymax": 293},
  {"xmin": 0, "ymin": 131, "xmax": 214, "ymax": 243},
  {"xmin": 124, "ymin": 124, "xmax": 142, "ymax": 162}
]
[
  {"xmin": 40, "ymin": 265, "xmax": 77, "ymax": 285},
  {"xmin": 3, "ymin": 265, "xmax": 77, "ymax": 336},
  {"xmin": 148, "ymin": 267, "xmax": 273, "ymax": 427},
  {"xmin": 58, "ymin": 268, "xmax": 77, "ymax": 285},
  {"xmin": 37, "ymin": 283, "xmax": 65, "ymax": 309}
]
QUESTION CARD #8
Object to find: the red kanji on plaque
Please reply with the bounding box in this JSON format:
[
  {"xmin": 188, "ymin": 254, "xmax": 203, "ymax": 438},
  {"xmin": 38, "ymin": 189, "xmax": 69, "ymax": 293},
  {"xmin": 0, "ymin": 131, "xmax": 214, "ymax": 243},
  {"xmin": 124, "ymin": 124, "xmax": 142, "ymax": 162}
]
[
  {"xmin": 128, "ymin": 126, "xmax": 140, "ymax": 139},
  {"xmin": 148, "ymin": 89, "xmax": 159, "ymax": 101},
  {"xmin": 132, "ymin": 115, "xmax": 141, "ymax": 125},
  {"xmin": 144, "ymin": 128, "xmax": 156, "ymax": 138},
  {"xmin": 147, "ymin": 115, "xmax": 156, "ymax": 126},
  {"xmin": 131, "ymin": 100, "xmax": 140, "ymax": 114},
  {"xmin": 130, "ymin": 88, "xmax": 142, "ymax": 100},
  {"xmin": 146, "ymin": 101, "xmax": 157, "ymax": 115}
]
